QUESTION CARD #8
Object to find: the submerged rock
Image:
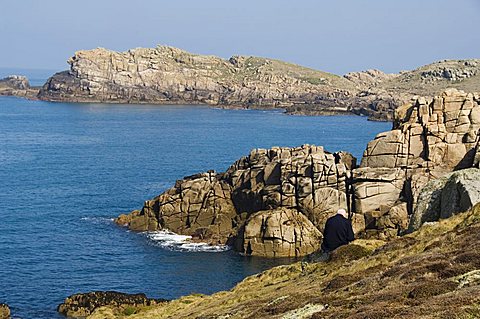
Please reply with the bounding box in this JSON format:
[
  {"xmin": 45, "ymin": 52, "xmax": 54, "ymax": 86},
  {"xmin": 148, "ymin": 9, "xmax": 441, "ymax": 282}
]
[{"xmin": 57, "ymin": 291, "xmax": 166, "ymax": 318}]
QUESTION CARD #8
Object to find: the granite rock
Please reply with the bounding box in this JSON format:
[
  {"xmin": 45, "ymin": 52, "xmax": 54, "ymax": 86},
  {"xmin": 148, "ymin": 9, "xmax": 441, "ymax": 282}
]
[{"xmin": 239, "ymin": 208, "xmax": 322, "ymax": 257}]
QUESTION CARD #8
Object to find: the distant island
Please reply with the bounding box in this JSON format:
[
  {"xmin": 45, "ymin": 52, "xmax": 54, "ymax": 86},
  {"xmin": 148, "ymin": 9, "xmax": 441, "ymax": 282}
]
[{"xmin": 2, "ymin": 45, "xmax": 480, "ymax": 121}]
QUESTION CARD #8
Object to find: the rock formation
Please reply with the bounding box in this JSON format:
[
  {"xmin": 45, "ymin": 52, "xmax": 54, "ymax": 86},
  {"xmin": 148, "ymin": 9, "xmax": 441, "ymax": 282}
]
[
  {"xmin": 0, "ymin": 75, "xmax": 38, "ymax": 98},
  {"xmin": 357, "ymin": 88, "xmax": 480, "ymax": 237},
  {"xmin": 117, "ymin": 145, "xmax": 353, "ymax": 257},
  {"xmin": 0, "ymin": 304, "xmax": 10, "ymax": 319},
  {"xmin": 38, "ymin": 46, "xmax": 361, "ymax": 114},
  {"xmin": 36, "ymin": 46, "xmax": 480, "ymax": 121},
  {"xmin": 116, "ymin": 89, "xmax": 480, "ymax": 256},
  {"xmin": 241, "ymin": 208, "xmax": 322, "ymax": 257},
  {"xmin": 57, "ymin": 291, "xmax": 166, "ymax": 318},
  {"xmin": 409, "ymin": 167, "xmax": 480, "ymax": 232}
]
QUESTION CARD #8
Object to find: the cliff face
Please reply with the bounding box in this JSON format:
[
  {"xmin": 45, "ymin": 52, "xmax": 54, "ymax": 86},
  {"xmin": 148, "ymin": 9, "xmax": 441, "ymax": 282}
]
[
  {"xmin": 116, "ymin": 89, "xmax": 480, "ymax": 257},
  {"xmin": 38, "ymin": 46, "xmax": 357, "ymax": 112}
]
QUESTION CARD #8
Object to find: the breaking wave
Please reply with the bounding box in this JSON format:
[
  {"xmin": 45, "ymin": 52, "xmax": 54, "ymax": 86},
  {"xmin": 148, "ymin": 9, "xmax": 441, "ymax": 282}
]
[{"xmin": 145, "ymin": 230, "xmax": 230, "ymax": 252}]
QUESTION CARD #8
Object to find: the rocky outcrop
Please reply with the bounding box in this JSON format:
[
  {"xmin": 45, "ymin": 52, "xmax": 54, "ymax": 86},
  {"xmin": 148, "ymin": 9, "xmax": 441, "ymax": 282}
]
[
  {"xmin": 0, "ymin": 75, "xmax": 38, "ymax": 98},
  {"xmin": 240, "ymin": 208, "xmax": 322, "ymax": 257},
  {"xmin": 116, "ymin": 145, "xmax": 353, "ymax": 256},
  {"xmin": 409, "ymin": 168, "xmax": 480, "ymax": 232},
  {"xmin": 344, "ymin": 69, "xmax": 398, "ymax": 86},
  {"xmin": 116, "ymin": 89, "xmax": 480, "ymax": 255},
  {"xmin": 38, "ymin": 46, "xmax": 362, "ymax": 115},
  {"xmin": 58, "ymin": 291, "xmax": 166, "ymax": 318},
  {"xmin": 0, "ymin": 304, "xmax": 10, "ymax": 319},
  {"xmin": 356, "ymin": 88, "xmax": 480, "ymax": 237}
]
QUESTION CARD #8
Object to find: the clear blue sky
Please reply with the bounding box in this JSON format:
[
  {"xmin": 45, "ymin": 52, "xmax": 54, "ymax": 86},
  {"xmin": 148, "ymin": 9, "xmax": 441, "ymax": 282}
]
[{"xmin": 1, "ymin": 0, "xmax": 479, "ymax": 75}]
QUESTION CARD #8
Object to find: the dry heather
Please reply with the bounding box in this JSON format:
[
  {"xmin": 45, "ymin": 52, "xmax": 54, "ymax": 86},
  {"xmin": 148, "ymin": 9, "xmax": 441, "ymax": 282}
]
[{"xmin": 87, "ymin": 203, "xmax": 480, "ymax": 319}]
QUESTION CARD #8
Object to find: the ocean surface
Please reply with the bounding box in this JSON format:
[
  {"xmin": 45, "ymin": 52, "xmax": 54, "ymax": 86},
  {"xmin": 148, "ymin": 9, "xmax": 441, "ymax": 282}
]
[{"xmin": 0, "ymin": 94, "xmax": 390, "ymax": 318}]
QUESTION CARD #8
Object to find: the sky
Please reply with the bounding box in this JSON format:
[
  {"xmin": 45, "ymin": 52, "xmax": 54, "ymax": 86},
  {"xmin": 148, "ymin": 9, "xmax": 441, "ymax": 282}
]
[{"xmin": 1, "ymin": 0, "xmax": 479, "ymax": 75}]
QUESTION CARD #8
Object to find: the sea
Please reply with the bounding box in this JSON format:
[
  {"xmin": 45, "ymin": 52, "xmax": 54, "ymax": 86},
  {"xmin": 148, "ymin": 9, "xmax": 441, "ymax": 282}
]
[{"xmin": 0, "ymin": 69, "xmax": 391, "ymax": 319}]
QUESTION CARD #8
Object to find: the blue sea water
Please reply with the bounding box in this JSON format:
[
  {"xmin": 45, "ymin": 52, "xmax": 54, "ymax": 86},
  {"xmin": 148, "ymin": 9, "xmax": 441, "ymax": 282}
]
[{"xmin": 0, "ymin": 95, "xmax": 391, "ymax": 319}]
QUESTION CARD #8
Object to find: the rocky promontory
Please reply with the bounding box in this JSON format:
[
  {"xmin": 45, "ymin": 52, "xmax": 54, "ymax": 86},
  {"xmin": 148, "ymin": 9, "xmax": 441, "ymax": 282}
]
[
  {"xmin": 38, "ymin": 46, "xmax": 358, "ymax": 114},
  {"xmin": 35, "ymin": 45, "xmax": 480, "ymax": 121},
  {"xmin": 116, "ymin": 88, "xmax": 480, "ymax": 257}
]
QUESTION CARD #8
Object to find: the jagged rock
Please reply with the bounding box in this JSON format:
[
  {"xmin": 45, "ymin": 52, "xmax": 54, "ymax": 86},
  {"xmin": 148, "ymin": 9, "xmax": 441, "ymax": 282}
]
[
  {"xmin": 408, "ymin": 168, "xmax": 480, "ymax": 232},
  {"xmin": 116, "ymin": 145, "xmax": 353, "ymax": 255},
  {"xmin": 239, "ymin": 208, "xmax": 322, "ymax": 257},
  {"xmin": 0, "ymin": 304, "xmax": 10, "ymax": 319},
  {"xmin": 57, "ymin": 291, "xmax": 166, "ymax": 318},
  {"xmin": 359, "ymin": 89, "xmax": 480, "ymax": 232},
  {"xmin": 115, "ymin": 89, "xmax": 480, "ymax": 254}
]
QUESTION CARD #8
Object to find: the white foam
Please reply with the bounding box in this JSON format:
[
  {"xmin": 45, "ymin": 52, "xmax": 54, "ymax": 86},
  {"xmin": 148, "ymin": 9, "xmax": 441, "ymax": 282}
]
[{"xmin": 146, "ymin": 230, "xmax": 230, "ymax": 252}]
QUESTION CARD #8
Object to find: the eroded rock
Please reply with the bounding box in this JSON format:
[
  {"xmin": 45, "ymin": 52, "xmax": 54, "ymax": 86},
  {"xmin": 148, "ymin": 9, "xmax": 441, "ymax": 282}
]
[{"xmin": 409, "ymin": 168, "xmax": 480, "ymax": 232}]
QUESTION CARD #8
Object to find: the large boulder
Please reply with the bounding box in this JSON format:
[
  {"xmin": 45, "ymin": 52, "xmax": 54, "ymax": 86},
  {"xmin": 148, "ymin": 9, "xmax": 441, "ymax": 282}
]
[
  {"xmin": 408, "ymin": 168, "xmax": 480, "ymax": 232},
  {"xmin": 57, "ymin": 291, "xmax": 166, "ymax": 318},
  {"xmin": 0, "ymin": 304, "xmax": 10, "ymax": 319},
  {"xmin": 239, "ymin": 208, "xmax": 322, "ymax": 258}
]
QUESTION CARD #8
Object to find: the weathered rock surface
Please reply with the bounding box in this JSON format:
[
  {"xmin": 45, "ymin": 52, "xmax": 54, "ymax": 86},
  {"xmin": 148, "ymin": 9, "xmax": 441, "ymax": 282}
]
[
  {"xmin": 240, "ymin": 208, "xmax": 322, "ymax": 257},
  {"xmin": 0, "ymin": 304, "xmax": 10, "ymax": 319},
  {"xmin": 116, "ymin": 89, "xmax": 480, "ymax": 254},
  {"xmin": 0, "ymin": 75, "xmax": 38, "ymax": 98},
  {"xmin": 409, "ymin": 168, "xmax": 480, "ymax": 232},
  {"xmin": 58, "ymin": 291, "xmax": 166, "ymax": 318},
  {"xmin": 116, "ymin": 145, "xmax": 353, "ymax": 256},
  {"xmin": 356, "ymin": 88, "xmax": 480, "ymax": 236}
]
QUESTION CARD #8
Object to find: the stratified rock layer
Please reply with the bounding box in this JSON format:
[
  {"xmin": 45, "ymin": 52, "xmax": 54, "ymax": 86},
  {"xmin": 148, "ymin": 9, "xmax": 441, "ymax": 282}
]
[{"xmin": 117, "ymin": 89, "xmax": 480, "ymax": 255}]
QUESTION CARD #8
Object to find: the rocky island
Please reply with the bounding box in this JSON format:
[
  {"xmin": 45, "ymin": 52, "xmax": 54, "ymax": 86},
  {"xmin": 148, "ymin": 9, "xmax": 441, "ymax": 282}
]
[{"xmin": 6, "ymin": 45, "xmax": 470, "ymax": 121}]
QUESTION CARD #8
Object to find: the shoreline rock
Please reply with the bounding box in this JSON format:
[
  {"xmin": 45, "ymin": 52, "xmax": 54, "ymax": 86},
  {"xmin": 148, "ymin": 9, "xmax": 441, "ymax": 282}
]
[
  {"xmin": 57, "ymin": 291, "xmax": 166, "ymax": 318},
  {"xmin": 0, "ymin": 75, "xmax": 39, "ymax": 99},
  {"xmin": 117, "ymin": 88, "xmax": 480, "ymax": 254}
]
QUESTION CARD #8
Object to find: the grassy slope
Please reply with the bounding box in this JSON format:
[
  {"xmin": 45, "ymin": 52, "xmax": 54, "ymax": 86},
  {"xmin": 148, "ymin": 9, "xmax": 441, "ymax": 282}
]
[
  {"xmin": 89, "ymin": 204, "xmax": 480, "ymax": 319},
  {"xmin": 378, "ymin": 59, "xmax": 480, "ymax": 97}
]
